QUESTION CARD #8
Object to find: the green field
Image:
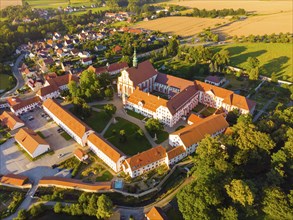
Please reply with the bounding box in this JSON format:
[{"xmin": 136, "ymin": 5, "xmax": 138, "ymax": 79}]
[
  {"xmin": 104, "ymin": 117, "xmax": 152, "ymax": 156},
  {"xmin": 25, "ymin": 0, "xmax": 108, "ymax": 14},
  {"xmin": 211, "ymin": 43, "xmax": 293, "ymax": 82},
  {"xmin": 0, "ymin": 74, "xmax": 10, "ymax": 90}
]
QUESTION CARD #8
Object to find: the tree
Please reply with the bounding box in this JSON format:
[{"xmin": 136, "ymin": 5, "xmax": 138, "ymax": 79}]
[
  {"xmin": 225, "ymin": 179, "xmax": 254, "ymax": 206},
  {"xmin": 226, "ymin": 109, "xmax": 239, "ymax": 126},
  {"xmin": 8, "ymin": 76, "xmax": 14, "ymax": 86},
  {"xmin": 119, "ymin": 129, "xmax": 126, "ymax": 143},
  {"xmin": 103, "ymin": 104, "xmax": 116, "ymax": 115},
  {"xmin": 136, "ymin": 128, "xmax": 144, "ymax": 138},
  {"xmin": 271, "ymin": 72, "xmax": 278, "ymax": 83},
  {"xmin": 262, "ymin": 187, "xmax": 293, "ymax": 219},
  {"xmin": 145, "ymin": 118, "xmax": 163, "ymax": 135},
  {"xmin": 29, "ymin": 204, "xmax": 45, "ymax": 217},
  {"xmin": 218, "ymin": 206, "xmax": 238, "ymax": 220},
  {"xmin": 247, "ymin": 57, "xmax": 260, "ymax": 80},
  {"xmin": 96, "ymin": 195, "xmax": 113, "ymax": 219},
  {"xmin": 15, "ymin": 209, "xmax": 27, "ymax": 220},
  {"xmin": 106, "ymin": 0, "xmax": 119, "ymax": 10},
  {"xmin": 54, "ymin": 202, "xmax": 63, "ymax": 213},
  {"xmin": 104, "ymin": 88, "xmax": 113, "ymax": 99}
]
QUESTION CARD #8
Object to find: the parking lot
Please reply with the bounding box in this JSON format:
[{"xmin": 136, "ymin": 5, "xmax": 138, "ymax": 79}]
[{"xmin": 0, "ymin": 107, "xmax": 81, "ymax": 181}]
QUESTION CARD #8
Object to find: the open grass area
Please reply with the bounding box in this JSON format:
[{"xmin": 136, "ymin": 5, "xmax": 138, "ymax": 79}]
[
  {"xmin": 192, "ymin": 103, "xmax": 206, "ymax": 112},
  {"xmin": 154, "ymin": 130, "xmax": 169, "ymax": 144},
  {"xmin": 211, "ymin": 43, "xmax": 293, "ymax": 82},
  {"xmin": 0, "ymin": 74, "xmax": 11, "ymax": 91},
  {"xmin": 95, "ymin": 170, "xmax": 113, "ymax": 182},
  {"xmin": 84, "ymin": 111, "xmax": 112, "ymax": 133},
  {"xmin": 104, "ymin": 117, "xmax": 152, "ymax": 156},
  {"xmin": 126, "ymin": 109, "xmax": 145, "ymax": 120},
  {"xmin": 201, "ymin": 107, "xmax": 217, "ymax": 117},
  {"xmin": 60, "ymin": 131, "xmax": 72, "ymax": 141}
]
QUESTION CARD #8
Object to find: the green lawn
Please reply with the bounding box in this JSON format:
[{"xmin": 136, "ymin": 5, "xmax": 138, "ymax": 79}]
[
  {"xmin": 0, "ymin": 74, "xmax": 10, "ymax": 90},
  {"xmin": 126, "ymin": 109, "xmax": 145, "ymax": 120},
  {"xmin": 192, "ymin": 103, "xmax": 206, "ymax": 112},
  {"xmin": 95, "ymin": 171, "xmax": 113, "ymax": 182},
  {"xmin": 104, "ymin": 117, "xmax": 152, "ymax": 156},
  {"xmin": 201, "ymin": 107, "xmax": 217, "ymax": 117},
  {"xmin": 60, "ymin": 131, "xmax": 72, "ymax": 141},
  {"xmin": 154, "ymin": 130, "xmax": 169, "ymax": 144},
  {"xmin": 211, "ymin": 43, "xmax": 293, "ymax": 82},
  {"xmin": 84, "ymin": 111, "xmax": 112, "ymax": 133}
]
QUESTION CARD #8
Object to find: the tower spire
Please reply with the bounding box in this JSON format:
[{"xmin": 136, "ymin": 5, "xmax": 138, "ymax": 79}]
[{"xmin": 133, "ymin": 47, "xmax": 137, "ymax": 68}]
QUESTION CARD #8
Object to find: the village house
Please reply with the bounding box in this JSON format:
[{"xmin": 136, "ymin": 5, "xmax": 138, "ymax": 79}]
[
  {"xmin": 145, "ymin": 206, "xmax": 168, "ymax": 220},
  {"xmin": 8, "ymin": 96, "xmax": 42, "ymax": 116},
  {"xmin": 87, "ymin": 62, "xmax": 128, "ymax": 76},
  {"xmin": 15, "ymin": 127, "xmax": 51, "ymax": 158},
  {"xmin": 74, "ymin": 148, "xmax": 89, "ymax": 161},
  {"xmin": 122, "ymin": 146, "xmax": 167, "ymax": 178},
  {"xmin": 87, "ymin": 133, "xmax": 126, "ymax": 172},
  {"xmin": 81, "ymin": 57, "xmax": 93, "ymax": 66},
  {"xmin": 0, "ymin": 111, "xmax": 25, "ymax": 131},
  {"xmin": 43, "ymin": 99, "xmax": 94, "ymax": 146},
  {"xmin": 204, "ymin": 75, "xmax": 226, "ymax": 87}
]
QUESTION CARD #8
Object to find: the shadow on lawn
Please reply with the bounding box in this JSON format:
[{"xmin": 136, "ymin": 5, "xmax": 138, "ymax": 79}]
[
  {"xmin": 262, "ymin": 56, "xmax": 290, "ymax": 79},
  {"xmin": 231, "ymin": 49, "xmax": 267, "ymax": 66}
]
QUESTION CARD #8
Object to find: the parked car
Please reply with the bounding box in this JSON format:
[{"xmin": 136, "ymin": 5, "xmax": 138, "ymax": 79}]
[
  {"xmin": 57, "ymin": 128, "xmax": 63, "ymax": 133},
  {"xmin": 28, "ymin": 116, "xmax": 34, "ymax": 121},
  {"xmin": 58, "ymin": 153, "xmax": 64, "ymax": 158}
]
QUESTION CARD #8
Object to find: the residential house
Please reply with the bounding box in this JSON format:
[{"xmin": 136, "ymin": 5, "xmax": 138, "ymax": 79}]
[
  {"xmin": 0, "ymin": 111, "xmax": 25, "ymax": 131},
  {"xmin": 81, "ymin": 57, "xmax": 92, "ymax": 66},
  {"xmin": 94, "ymin": 45, "xmax": 107, "ymax": 52},
  {"xmin": 122, "ymin": 146, "xmax": 167, "ymax": 178},
  {"xmin": 87, "ymin": 133, "xmax": 126, "ymax": 172},
  {"xmin": 15, "ymin": 127, "xmax": 51, "ymax": 158},
  {"xmin": 0, "ymin": 174, "xmax": 31, "ymax": 189},
  {"xmin": 43, "ymin": 99, "xmax": 94, "ymax": 146},
  {"xmin": 145, "ymin": 207, "xmax": 168, "ymax": 220},
  {"xmin": 8, "ymin": 96, "xmax": 41, "ymax": 116},
  {"xmin": 74, "ymin": 148, "xmax": 88, "ymax": 161},
  {"xmin": 205, "ymin": 75, "xmax": 226, "ymax": 86},
  {"xmin": 78, "ymin": 51, "xmax": 91, "ymax": 58},
  {"xmin": 112, "ymin": 45, "xmax": 122, "ymax": 54}
]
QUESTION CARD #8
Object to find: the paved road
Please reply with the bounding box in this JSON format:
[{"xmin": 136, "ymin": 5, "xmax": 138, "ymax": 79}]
[{"xmin": 0, "ymin": 53, "xmax": 26, "ymax": 101}]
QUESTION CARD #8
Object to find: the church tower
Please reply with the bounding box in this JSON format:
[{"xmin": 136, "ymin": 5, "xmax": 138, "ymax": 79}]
[{"xmin": 132, "ymin": 48, "xmax": 137, "ymax": 68}]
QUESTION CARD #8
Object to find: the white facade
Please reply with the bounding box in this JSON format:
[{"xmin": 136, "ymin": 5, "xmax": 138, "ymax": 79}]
[
  {"xmin": 43, "ymin": 105, "xmax": 94, "ymax": 146},
  {"xmin": 11, "ymin": 102, "xmax": 40, "ymax": 116},
  {"xmin": 18, "ymin": 142, "xmax": 50, "ymax": 158},
  {"xmin": 87, "ymin": 140, "xmax": 125, "ymax": 173},
  {"xmin": 38, "ymin": 90, "xmax": 60, "ymax": 101}
]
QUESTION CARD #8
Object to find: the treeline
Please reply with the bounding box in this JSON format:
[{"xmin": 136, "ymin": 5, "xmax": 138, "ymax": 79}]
[
  {"xmin": 14, "ymin": 193, "xmax": 114, "ymax": 220},
  {"xmin": 189, "ymin": 7, "xmax": 247, "ymax": 18},
  {"xmin": 233, "ymin": 33, "xmax": 293, "ymax": 43},
  {"xmin": 177, "ymin": 105, "xmax": 293, "ymax": 220}
]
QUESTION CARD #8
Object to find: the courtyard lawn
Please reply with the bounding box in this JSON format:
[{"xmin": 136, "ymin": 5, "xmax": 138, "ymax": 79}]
[
  {"xmin": 0, "ymin": 74, "xmax": 10, "ymax": 91},
  {"xmin": 192, "ymin": 103, "xmax": 206, "ymax": 112},
  {"xmin": 60, "ymin": 132, "xmax": 72, "ymax": 141},
  {"xmin": 126, "ymin": 109, "xmax": 145, "ymax": 120},
  {"xmin": 104, "ymin": 117, "xmax": 152, "ymax": 156},
  {"xmin": 84, "ymin": 111, "xmax": 112, "ymax": 133},
  {"xmin": 211, "ymin": 43, "xmax": 293, "ymax": 82},
  {"xmin": 95, "ymin": 171, "xmax": 113, "ymax": 182},
  {"xmin": 154, "ymin": 130, "xmax": 169, "ymax": 144},
  {"xmin": 201, "ymin": 107, "xmax": 217, "ymax": 117}
]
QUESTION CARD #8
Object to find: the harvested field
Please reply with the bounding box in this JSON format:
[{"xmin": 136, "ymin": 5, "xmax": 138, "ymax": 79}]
[
  {"xmin": 216, "ymin": 11, "xmax": 293, "ymax": 36},
  {"xmin": 160, "ymin": 0, "xmax": 292, "ymax": 14},
  {"xmin": 0, "ymin": 0, "xmax": 22, "ymax": 9},
  {"xmin": 134, "ymin": 16, "xmax": 228, "ymax": 37}
]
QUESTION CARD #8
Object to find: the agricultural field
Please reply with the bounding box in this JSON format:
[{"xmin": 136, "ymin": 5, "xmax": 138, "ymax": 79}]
[
  {"xmin": 159, "ymin": 0, "xmax": 292, "ymax": 14},
  {"xmin": 211, "ymin": 43, "xmax": 293, "ymax": 81},
  {"xmin": 216, "ymin": 11, "xmax": 293, "ymax": 37},
  {"xmin": 134, "ymin": 16, "xmax": 228, "ymax": 37},
  {"xmin": 0, "ymin": 0, "xmax": 22, "ymax": 9}
]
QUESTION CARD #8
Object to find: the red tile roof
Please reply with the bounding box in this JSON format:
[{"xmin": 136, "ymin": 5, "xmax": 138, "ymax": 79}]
[
  {"xmin": 0, "ymin": 111, "xmax": 24, "ymax": 130},
  {"xmin": 47, "ymin": 74, "xmax": 78, "ymax": 88},
  {"xmin": 126, "ymin": 60, "xmax": 158, "ymax": 87},
  {"xmin": 37, "ymin": 84, "xmax": 59, "ymax": 97},
  {"xmin": 205, "ymin": 75, "xmax": 222, "ymax": 83},
  {"xmin": 0, "ymin": 174, "xmax": 29, "ymax": 187},
  {"xmin": 126, "ymin": 146, "xmax": 166, "ymax": 171},
  {"xmin": 172, "ymin": 114, "xmax": 229, "ymax": 147},
  {"xmin": 15, "ymin": 128, "xmax": 49, "ymax": 155},
  {"xmin": 188, "ymin": 113, "xmax": 203, "ymax": 124},
  {"xmin": 108, "ymin": 62, "xmax": 128, "ymax": 72},
  {"xmin": 88, "ymin": 133, "xmax": 124, "ymax": 163},
  {"xmin": 146, "ymin": 207, "xmax": 168, "ymax": 220},
  {"xmin": 155, "ymin": 72, "xmax": 193, "ymax": 91},
  {"xmin": 43, "ymin": 99, "xmax": 91, "ymax": 139},
  {"xmin": 39, "ymin": 176, "xmax": 112, "ymax": 191},
  {"xmin": 11, "ymin": 96, "xmax": 41, "ymax": 111},
  {"xmin": 167, "ymin": 146, "xmax": 186, "ymax": 160},
  {"xmin": 74, "ymin": 148, "xmax": 87, "ymax": 161}
]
